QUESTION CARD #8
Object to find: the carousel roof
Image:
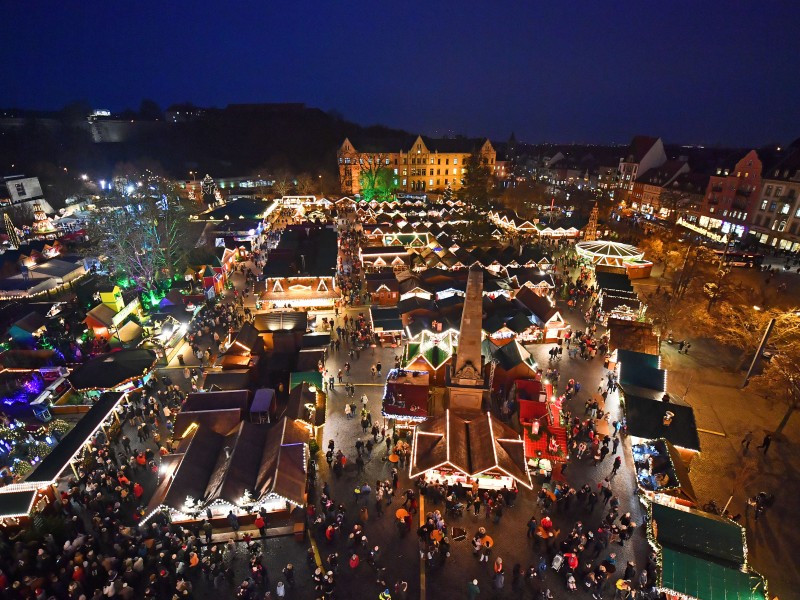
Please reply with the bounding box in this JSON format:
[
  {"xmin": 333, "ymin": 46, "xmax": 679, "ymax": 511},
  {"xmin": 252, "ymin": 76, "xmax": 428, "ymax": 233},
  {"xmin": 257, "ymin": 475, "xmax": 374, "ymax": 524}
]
[{"xmin": 575, "ymin": 240, "xmax": 644, "ymax": 261}]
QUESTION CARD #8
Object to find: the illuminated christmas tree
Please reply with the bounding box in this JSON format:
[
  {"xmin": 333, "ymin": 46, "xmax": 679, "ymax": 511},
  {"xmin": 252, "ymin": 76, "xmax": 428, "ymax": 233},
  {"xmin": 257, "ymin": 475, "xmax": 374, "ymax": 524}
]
[{"xmin": 4, "ymin": 213, "xmax": 21, "ymax": 249}]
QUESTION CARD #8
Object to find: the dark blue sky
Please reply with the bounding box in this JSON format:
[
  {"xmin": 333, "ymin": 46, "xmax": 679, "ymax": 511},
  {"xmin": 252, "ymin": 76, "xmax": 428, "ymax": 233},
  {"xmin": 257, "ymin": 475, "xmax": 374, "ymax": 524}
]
[{"xmin": 3, "ymin": 1, "xmax": 799, "ymax": 146}]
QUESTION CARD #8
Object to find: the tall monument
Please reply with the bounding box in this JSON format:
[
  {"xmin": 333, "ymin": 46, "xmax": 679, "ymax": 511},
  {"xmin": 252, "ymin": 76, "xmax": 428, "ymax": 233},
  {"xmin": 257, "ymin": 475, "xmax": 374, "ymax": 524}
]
[{"xmin": 447, "ymin": 267, "xmax": 488, "ymax": 411}]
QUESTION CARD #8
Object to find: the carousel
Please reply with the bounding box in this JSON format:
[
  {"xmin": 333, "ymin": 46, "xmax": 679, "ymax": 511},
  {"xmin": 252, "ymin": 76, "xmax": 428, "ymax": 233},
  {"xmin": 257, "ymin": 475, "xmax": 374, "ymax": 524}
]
[{"xmin": 575, "ymin": 240, "xmax": 653, "ymax": 278}]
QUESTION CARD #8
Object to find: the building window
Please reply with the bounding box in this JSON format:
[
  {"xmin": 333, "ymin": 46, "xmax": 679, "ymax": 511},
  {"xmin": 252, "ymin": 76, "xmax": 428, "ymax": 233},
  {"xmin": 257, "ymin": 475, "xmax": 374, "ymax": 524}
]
[
  {"xmin": 791, "ymin": 222, "xmax": 799, "ymax": 235},
  {"xmin": 781, "ymin": 204, "xmax": 790, "ymax": 214},
  {"xmin": 385, "ymin": 159, "xmax": 390, "ymax": 165},
  {"xmin": 765, "ymin": 185, "xmax": 773, "ymax": 196},
  {"xmin": 393, "ymin": 168, "xmax": 398, "ymax": 175},
  {"xmin": 709, "ymin": 207, "xmax": 715, "ymax": 213},
  {"xmin": 775, "ymin": 187, "xmax": 783, "ymax": 197},
  {"xmin": 770, "ymin": 202, "xmax": 777, "ymax": 212},
  {"xmin": 437, "ymin": 159, "xmax": 441, "ymax": 165},
  {"xmin": 338, "ymin": 158, "xmax": 343, "ymax": 164},
  {"xmin": 453, "ymin": 158, "xmax": 458, "ymax": 165},
  {"xmin": 429, "ymin": 179, "xmax": 434, "ymax": 186},
  {"xmin": 436, "ymin": 169, "xmax": 440, "ymax": 175},
  {"xmin": 723, "ymin": 210, "xmax": 728, "ymax": 217},
  {"xmin": 436, "ymin": 179, "xmax": 440, "ymax": 186},
  {"xmin": 430, "ymin": 158, "xmax": 434, "ymax": 165},
  {"xmin": 795, "ymin": 207, "xmax": 800, "ymax": 218},
  {"xmin": 429, "ymin": 169, "xmax": 433, "ymax": 176},
  {"xmin": 445, "ymin": 159, "xmax": 449, "ymax": 165},
  {"xmin": 778, "ymin": 220, "xmax": 787, "ymax": 232},
  {"xmin": 761, "ymin": 200, "xmax": 768, "ymax": 210}
]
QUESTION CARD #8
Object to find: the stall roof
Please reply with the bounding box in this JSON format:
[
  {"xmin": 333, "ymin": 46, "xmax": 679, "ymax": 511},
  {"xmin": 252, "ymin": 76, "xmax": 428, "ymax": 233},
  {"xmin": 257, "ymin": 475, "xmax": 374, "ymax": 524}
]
[
  {"xmin": 619, "ymin": 361, "xmax": 666, "ymax": 392},
  {"xmin": 183, "ymin": 390, "xmax": 250, "ymax": 413},
  {"xmin": 228, "ymin": 322, "xmax": 263, "ymax": 355},
  {"xmin": 302, "ymin": 332, "xmax": 330, "ymax": 348},
  {"xmin": 653, "ymin": 501, "xmax": 745, "ymax": 564},
  {"xmin": 625, "ymin": 395, "xmax": 701, "ymax": 452},
  {"xmin": 202, "ymin": 370, "xmax": 252, "ymax": 391},
  {"xmin": 286, "ymin": 381, "xmax": 325, "ymax": 426},
  {"xmin": 410, "ymin": 410, "xmax": 532, "ymax": 489},
  {"xmin": 251, "ymin": 388, "xmax": 275, "ymax": 413},
  {"xmin": 28, "ymin": 392, "xmax": 123, "ymax": 484},
  {"xmin": 296, "ymin": 348, "xmax": 326, "ymax": 372},
  {"xmin": 173, "ymin": 408, "xmax": 244, "ymax": 443},
  {"xmin": 0, "ymin": 490, "xmax": 37, "ymax": 518},
  {"xmin": 608, "ymin": 318, "xmax": 659, "ymax": 355},
  {"xmin": 616, "ymin": 348, "xmax": 660, "ymax": 369},
  {"xmin": 68, "ymin": 349, "xmax": 157, "ymax": 391},
  {"xmin": 594, "ymin": 271, "xmax": 634, "ymax": 292},
  {"xmin": 661, "ymin": 548, "xmax": 766, "ymax": 600},
  {"xmin": 371, "ymin": 307, "xmax": 403, "ymax": 332},
  {"xmin": 253, "ymin": 311, "xmax": 308, "ymax": 333}
]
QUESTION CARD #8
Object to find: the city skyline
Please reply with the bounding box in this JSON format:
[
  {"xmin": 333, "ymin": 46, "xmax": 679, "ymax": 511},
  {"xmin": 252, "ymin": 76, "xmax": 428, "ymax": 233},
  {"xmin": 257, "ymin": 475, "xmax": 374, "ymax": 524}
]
[{"xmin": 2, "ymin": 1, "xmax": 799, "ymax": 147}]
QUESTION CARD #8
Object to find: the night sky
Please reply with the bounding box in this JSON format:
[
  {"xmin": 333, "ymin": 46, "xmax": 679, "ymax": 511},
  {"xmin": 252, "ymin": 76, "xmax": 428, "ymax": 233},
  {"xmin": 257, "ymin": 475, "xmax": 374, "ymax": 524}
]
[{"xmin": 3, "ymin": 1, "xmax": 799, "ymax": 147}]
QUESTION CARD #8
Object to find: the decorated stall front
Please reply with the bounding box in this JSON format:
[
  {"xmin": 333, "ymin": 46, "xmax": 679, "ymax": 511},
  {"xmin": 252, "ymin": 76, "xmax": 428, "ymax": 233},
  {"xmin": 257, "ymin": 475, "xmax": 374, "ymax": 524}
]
[
  {"xmin": 382, "ymin": 368, "xmax": 431, "ymax": 429},
  {"xmin": 632, "ymin": 438, "xmax": 697, "ymax": 506},
  {"xmin": 516, "ymin": 380, "xmax": 568, "ymax": 478}
]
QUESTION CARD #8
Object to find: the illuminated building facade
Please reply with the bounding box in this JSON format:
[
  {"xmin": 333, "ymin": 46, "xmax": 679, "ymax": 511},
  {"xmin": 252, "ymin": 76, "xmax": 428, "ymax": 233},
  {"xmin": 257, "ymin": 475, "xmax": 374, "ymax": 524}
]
[{"xmin": 338, "ymin": 135, "xmax": 496, "ymax": 195}]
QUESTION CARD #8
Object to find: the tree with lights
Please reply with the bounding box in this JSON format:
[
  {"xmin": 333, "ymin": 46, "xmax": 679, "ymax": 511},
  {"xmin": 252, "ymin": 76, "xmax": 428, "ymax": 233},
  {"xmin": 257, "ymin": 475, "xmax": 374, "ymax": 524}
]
[
  {"xmin": 200, "ymin": 174, "xmax": 216, "ymax": 205},
  {"xmin": 458, "ymin": 150, "xmax": 493, "ymax": 210},
  {"xmin": 86, "ymin": 179, "xmax": 191, "ymax": 293},
  {"xmin": 357, "ymin": 153, "xmax": 394, "ymax": 202}
]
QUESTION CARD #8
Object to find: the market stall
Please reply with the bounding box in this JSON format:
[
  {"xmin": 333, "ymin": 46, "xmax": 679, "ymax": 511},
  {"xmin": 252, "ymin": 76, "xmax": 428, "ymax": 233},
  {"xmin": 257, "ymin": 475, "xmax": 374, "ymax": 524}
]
[{"xmin": 409, "ymin": 409, "xmax": 532, "ymax": 491}]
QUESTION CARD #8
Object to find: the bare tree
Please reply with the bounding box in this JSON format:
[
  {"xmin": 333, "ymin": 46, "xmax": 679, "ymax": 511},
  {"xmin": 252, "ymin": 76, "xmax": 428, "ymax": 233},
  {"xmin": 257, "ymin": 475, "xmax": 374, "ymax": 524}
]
[
  {"xmin": 86, "ymin": 179, "xmax": 192, "ymax": 291},
  {"xmin": 750, "ymin": 349, "xmax": 800, "ymax": 434},
  {"xmin": 295, "ymin": 172, "xmax": 315, "ymax": 195},
  {"xmin": 272, "ymin": 169, "xmax": 293, "ymax": 198}
]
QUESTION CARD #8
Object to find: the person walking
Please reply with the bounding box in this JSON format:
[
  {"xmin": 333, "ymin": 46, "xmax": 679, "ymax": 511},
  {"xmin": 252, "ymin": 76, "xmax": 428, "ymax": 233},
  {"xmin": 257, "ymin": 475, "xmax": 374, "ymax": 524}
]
[
  {"xmin": 756, "ymin": 434, "xmax": 772, "ymax": 455},
  {"xmin": 610, "ymin": 455, "xmax": 622, "ymax": 477},
  {"xmin": 467, "ymin": 578, "xmax": 480, "ymax": 600},
  {"xmin": 741, "ymin": 431, "xmax": 754, "ymax": 453}
]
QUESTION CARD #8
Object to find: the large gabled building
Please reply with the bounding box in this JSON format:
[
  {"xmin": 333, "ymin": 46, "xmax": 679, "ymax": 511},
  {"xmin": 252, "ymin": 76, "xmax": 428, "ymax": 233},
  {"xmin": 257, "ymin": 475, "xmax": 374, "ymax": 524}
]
[
  {"xmin": 680, "ymin": 150, "xmax": 763, "ymax": 242},
  {"xmin": 337, "ymin": 135, "xmax": 496, "ymax": 195},
  {"xmin": 748, "ymin": 141, "xmax": 800, "ymax": 251},
  {"xmin": 617, "ymin": 136, "xmax": 668, "ymax": 203}
]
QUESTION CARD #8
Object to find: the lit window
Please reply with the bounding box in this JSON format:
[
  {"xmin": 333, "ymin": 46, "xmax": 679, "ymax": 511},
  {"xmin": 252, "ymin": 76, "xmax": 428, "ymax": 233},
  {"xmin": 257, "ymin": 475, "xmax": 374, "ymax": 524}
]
[
  {"xmin": 795, "ymin": 207, "xmax": 800, "ymax": 218},
  {"xmin": 453, "ymin": 158, "xmax": 458, "ymax": 165},
  {"xmin": 781, "ymin": 204, "xmax": 790, "ymax": 214},
  {"xmin": 429, "ymin": 179, "xmax": 434, "ymax": 186},
  {"xmin": 394, "ymin": 169, "xmax": 398, "ymax": 175},
  {"xmin": 430, "ymin": 159, "xmax": 434, "ymax": 165},
  {"xmin": 778, "ymin": 220, "xmax": 787, "ymax": 232},
  {"xmin": 402, "ymin": 179, "xmax": 407, "ymax": 185},
  {"xmin": 761, "ymin": 200, "xmax": 768, "ymax": 210}
]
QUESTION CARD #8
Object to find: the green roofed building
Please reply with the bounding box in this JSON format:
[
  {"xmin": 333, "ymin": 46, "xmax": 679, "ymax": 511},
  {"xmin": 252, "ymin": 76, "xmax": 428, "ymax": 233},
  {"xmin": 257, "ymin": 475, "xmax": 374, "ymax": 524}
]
[{"xmin": 649, "ymin": 499, "xmax": 768, "ymax": 600}]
